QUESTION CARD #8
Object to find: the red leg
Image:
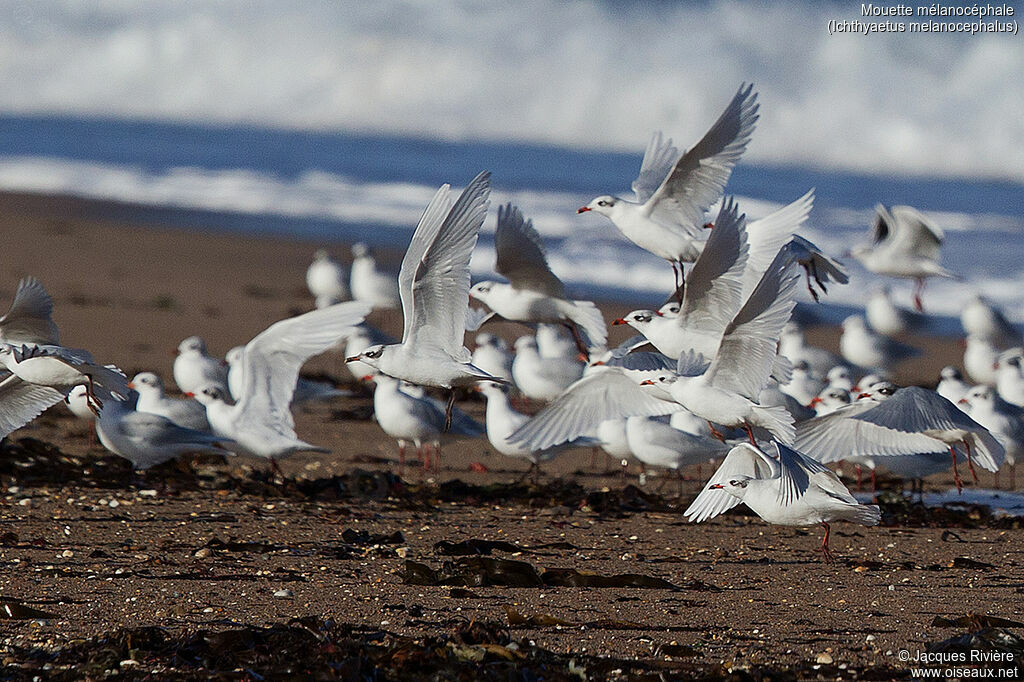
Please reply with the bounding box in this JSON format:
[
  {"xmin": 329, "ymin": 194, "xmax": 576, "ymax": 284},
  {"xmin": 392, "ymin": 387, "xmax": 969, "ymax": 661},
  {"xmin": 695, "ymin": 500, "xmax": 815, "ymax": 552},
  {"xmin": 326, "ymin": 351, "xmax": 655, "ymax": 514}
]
[
  {"xmin": 707, "ymin": 420, "xmax": 727, "ymax": 443},
  {"xmin": 743, "ymin": 422, "xmax": 758, "ymax": 447},
  {"xmin": 913, "ymin": 277, "xmax": 925, "ymax": 312},
  {"xmin": 444, "ymin": 391, "xmax": 455, "ymax": 432},
  {"xmin": 398, "ymin": 442, "xmax": 406, "ymax": 471},
  {"xmin": 964, "ymin": 440, "xmax": 979, "ymax": 484},
  {"xmin": 564, "ymin": 322, "xmax": 590, "ymax": 361},
  {"xmin": 855, "ymin": 464, "xmax": 863, "ymax": 492},
  {"xmin": 819, "ymin": 522, "xmax": 835, "ymax": 563},
  {"xmin": 949, "ymin": 445, "xmax": 963, "ymax": 494},
  {"xmin": 871, "ymin": 468, "xmax": 877, "ymax": 492}
]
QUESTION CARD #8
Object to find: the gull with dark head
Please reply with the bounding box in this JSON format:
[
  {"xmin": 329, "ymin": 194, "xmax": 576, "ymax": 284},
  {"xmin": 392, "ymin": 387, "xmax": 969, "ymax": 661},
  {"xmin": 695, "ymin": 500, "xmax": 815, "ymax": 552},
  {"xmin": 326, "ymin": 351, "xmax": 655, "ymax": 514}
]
[
  {"xmin": 577, "ymin": 84, "xmax": 759, "ymax": 287},
  {"xmin": 346, "ymin": 171, "xmax": 500, "ymax": 429}
]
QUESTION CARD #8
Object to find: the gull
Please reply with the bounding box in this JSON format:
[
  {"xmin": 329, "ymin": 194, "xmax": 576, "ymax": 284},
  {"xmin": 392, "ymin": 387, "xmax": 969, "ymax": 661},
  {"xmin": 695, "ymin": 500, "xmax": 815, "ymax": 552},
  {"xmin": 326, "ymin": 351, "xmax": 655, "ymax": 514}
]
[
  {"xmin": 783, "ymin": 235, "xmax": 848, "ymax": 302},
  {"xmin": 961, "ymin": 295, "xmax": 1021, "ymax": 349},
  {"xmin": 511, "ymin": 335, "xmax": 584, "ymax": 402},
  {"xmin": 469, "ymin": 203, "xmax": 607, "ymax": 356},
  {"xmin": 865, "ymin": 286, "xmax": 925, "ymax": 338},
  {"xmin": 626, "ymin": 415, "xmax": 729, "ymax": 493},
  {"xmin": 191, "ymin": 300, "xmax": 370, "ymax": 466},
  {"xmin": 477, "ymin": 380, "xmax": 577, "ymax": 476},
  {"xmin": 368, "ymin": 373, "xmax": 483, "ymax": 472},
  {"xmin": 936, "ymin": 366, "xmax": 971, "ymax": 404},
  {"xmin": 350, "ymin": 242, "xmax": 401, "ymax": 309},
  {"xmin": 779, "ymin": 322, "xmax": 843, "ymax": 377},
  {"xmin": 347, "ymin": 171, "xmax": 501, "ymax": 428},
  {"xmin": 173, "ymin": 336, "xmax": 228, "ymax": 395},
  {"xmin": 963, "ymin": 335, "xmax": 1000, "ymax": 386},
  {"xmin": 306, "ymin": 248, "xmax": 349, "ymax": 308},
  {"xmin": 577, "ymin": 84, "xmax": 759, "ymax": 287},
  {"xmin": 130, "ymin": 371, "xmax": 210, "ymax": 432},
  {"xmin": 795, "ymin": 382, "xmax": 1004, "ymax": 493},
  {"xmin": 824, "ymin": 366, "xmax": 855, "ymax": 392},
  {"xmin": 808, "ymin": 386, "xmax": 852, "ymax": 416},
  {"xmin": 958, "ymin": 385, "xmax": 1024, "ymax": 488},
  {"xmin": 839, "ymin": 315, "xmax": 919, "ymax": 372},
  {"xmin": 684, "ymin": 442, "xmax": 881, "ymax": 562},
  {"xmin": 780, "ymin": 360, "xmax": 824, "ymax": 406},
  {"xmin": 0, "ymin": 371, "xmax": 65, "ymax": 440},
  {"xmin": 851, "ymin": 204, "xmax": 956, "ymax": 311},
  {"xmin": 0, "ymin": 277, "xmax": 60, "ymax": 346},
  {"xmin": 224, "ymin": 346, "xmax": 349, "ymax": 406},
  {"xmin": 642, "ymin": 251, "xmax": 802, "ymax": 445},
  {"xmin": 0, "ymin": 343, "xmax": 129, "ymax": 415},
  {"xmin": 471, "ymin": 333, "xmax": 513, "ymax": 384},
  {"xmin": 995, "ymin": 348, "xmax": 1024, "ymax": 408},
  {"xmin": 88, "ymin": 388, "xmax": 233, "ymax": 470}
]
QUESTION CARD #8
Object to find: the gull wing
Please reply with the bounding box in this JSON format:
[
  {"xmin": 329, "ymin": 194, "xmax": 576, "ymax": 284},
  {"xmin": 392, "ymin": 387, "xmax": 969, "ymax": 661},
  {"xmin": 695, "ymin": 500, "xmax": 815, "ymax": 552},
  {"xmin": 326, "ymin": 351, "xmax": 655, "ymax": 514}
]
[
  {"xmin": 774, "ymin": 441, "xmax": 857, "ymax": 506},
  {"xmin": 870, "ymin": 205, "xmax": 893, "ymax": 245},
  {"xmin": 677, "ymin": 196, "xmax": 749, "ymax": 337},
  {"xmin": 494, "ymin": 203, "xmax": 565, "ymax": 298},
  {"xmin": 632, "ymin": 131, "xmax": 680, "ymax": 204},
  {"xmin": 399, "ymin": 171, "xmax": 491, "ymax": 358},
  {"xmin": 0, "ymin": 373, "xmax": 64, "ymax": 438},
  {"xmin": 507, "ymin": 368, "xmax": 681, "ymax": 451},
  {"xmin": 645, "ymin": 84, "xmax": 759, "ymax": 231},
  {"xmin": 706, "ymin": 252, "xmax": 800, "ymax": 399},
  {"xmin": 234, "ymin": 301, "xmax": 371, "ymax": 432},
  {"xmin": 0, "ymin": 277, "xmax": 60, "ymax": 345},
  {"xmin": 11, "ymin": 344, "xmax": 130, "ymax": 399},
  {"xmin": 889, "ymin": 205, "xmax": 943, "ymax": 262},
  {"xmin": 743, "ymin": 189, "xmax": 814, "ymax": 299},
  {"xmin": 684, "ymin": 443, "xmax": 776, "ymax": 523},
  {"xmin": 794, "ymin": 399, "xmax": 949, "ymax": 464}
]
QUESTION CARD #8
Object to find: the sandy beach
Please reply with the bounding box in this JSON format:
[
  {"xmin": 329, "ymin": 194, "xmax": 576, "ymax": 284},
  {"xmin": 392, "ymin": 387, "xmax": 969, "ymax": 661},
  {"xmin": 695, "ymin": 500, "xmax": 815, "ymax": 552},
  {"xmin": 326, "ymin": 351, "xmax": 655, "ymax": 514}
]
[{"xmin": 1, "ymin": 191, "xmax": 1022, "ymax": 680}]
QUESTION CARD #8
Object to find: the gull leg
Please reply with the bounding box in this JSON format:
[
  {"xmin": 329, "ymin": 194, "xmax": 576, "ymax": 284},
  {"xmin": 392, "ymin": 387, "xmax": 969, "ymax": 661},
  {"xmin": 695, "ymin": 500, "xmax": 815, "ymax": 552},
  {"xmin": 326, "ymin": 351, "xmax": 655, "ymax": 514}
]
[
  {"xmin": 913, "ymin": 277, "xmax": 925, "ymax": 313},
  {"xmin": 1011, "ymin": 464, "xmax": 1016, "ymax": 490},
  {"xmin": 707, "ymin": 420, "xmax": 727, "ymax": 443},
  {"xmin": 563, "ymin": 322, "xmax": 590, "ymax": 361},
  {"xmin": 871, "ymin": 468, "xmax": 877, "ymax": 492},
  {"xmin": 964, "ymin": 439, "xmax": 979, "ymax": 484},
  {"xmin": 819, "ymin": 522, "xmax": 835, "ymax": 563},
  {"xmin": 855, "ymin": 464, "xmax": 863, "ymax": 492},
  {"xmin": 443, "ymin": 390, "xmax": 455, "ymax": 432},
  {"xmin": 269, "ymin": 457, "xmax": 284, "ymax": 480},
  {"xmin": 398, "ymin": 441, "xmax": 406, "ymax": 472},
  {"xmin": 742, "ymin": 422, "xmax": 758, "ymax": 447},
  {"xmin": 433, "ymin": 443, "xmax": 441, "ymax": 474},
  {"xmin": 949, "ymin": 445, "xmax": 963, "ymax": 494}
]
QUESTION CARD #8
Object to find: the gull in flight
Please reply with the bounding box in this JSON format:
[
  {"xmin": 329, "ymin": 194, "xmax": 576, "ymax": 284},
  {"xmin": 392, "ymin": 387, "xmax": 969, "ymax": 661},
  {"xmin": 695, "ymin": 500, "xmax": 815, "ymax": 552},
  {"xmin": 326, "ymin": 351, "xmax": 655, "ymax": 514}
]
[
  {"xmin": 347, "ymin": 171, "xmax": 502, "ymax": 429},
  {"xmin": 468, "ymin": 203, "xmax": 607, "ymax": 357},
  {"xmin": 851, "ymin": 204, "xmax": 956, "ymax": 312},
  {"xmin": 191, "ymin": 301, "xmax": 370, "ymax": 469},
  {"xmin": 685, "ymin": 442, "xmax": 881, "ymax": 563},
  {"xmin": 0, "ymin": 343, "xmax": 129, "ymax": 416},
  {"xmin": 578, "ymin": 84, "xmax": 759, "ymax": 289}
]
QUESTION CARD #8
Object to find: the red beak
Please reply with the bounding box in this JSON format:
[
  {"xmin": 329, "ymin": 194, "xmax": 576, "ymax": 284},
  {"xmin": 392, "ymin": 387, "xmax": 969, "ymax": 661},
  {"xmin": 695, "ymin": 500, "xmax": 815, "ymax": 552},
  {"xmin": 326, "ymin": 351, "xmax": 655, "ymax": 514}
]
[
  {"xmin": 655, "ymin": 311, "xmax": 664, "ymax": 317},
  {"xmin": 808, "ymin": 396, "xmax": 823, "ymax": 406},
  {"xmin": 703, "ymin": 222, "xmax": 714, "ymax": 229},
  {"xmin": 126, "ymin": 382, "xmax": 135, "ymax": 389},
  {"xmin": 361, "ymin": 375, "xmax": 374, "ymax": 382},
  {"xmin": 184, "ymin": 392, "xmax": 195, "ymax": 398},
  {"xmin": 856, "ymin": 392, "xmax": 871, "ymax": 399},
  {"xmin": 708, "ymin": 483, "xmax": 724, "ymax": 489},
  {"xmin": 345, "ymin": 355, "xmax": 360, "ymax": 363},
  {"xmin": 958, "ymin": 398, "xmax": 968, "ymax": 404},
  {"xmin": 612, "ymin": 318, "xmax": 627, "ymax": 326},
  {"xmin": 576, "ymin": 206, "xmax": 591, "ymax": 214},
  {"xmin": 639, "ymin": 379, "xmax": 654, "ymax": 385},
  {"xmin": 591, "ymin": 360, "xmax": 606, "ymax": 367}
]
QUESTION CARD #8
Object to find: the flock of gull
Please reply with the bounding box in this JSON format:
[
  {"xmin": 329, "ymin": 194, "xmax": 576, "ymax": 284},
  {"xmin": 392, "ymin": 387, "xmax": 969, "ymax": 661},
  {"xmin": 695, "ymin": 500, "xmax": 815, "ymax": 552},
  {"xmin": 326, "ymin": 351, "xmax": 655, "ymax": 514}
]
[{"xmin": 3, "ymin": 84, "xmax": 1024, "ymax": 563}]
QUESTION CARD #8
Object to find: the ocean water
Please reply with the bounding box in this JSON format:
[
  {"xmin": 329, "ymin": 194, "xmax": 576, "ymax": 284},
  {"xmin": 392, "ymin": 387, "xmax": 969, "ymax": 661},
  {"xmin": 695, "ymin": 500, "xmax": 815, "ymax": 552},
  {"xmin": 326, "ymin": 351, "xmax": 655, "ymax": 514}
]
[{"xmin": 0, "ymin": 115, "xmax": 1022, "ymax": 329}]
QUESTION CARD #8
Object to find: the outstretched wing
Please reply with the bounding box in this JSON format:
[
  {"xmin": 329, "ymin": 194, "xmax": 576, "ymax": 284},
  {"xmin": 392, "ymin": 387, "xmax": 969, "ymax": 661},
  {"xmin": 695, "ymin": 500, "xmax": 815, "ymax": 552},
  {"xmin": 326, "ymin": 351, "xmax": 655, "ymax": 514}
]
[
  {"xmin": 743, "ymin": 189, "xmax": 814, "ymax": 299},
  {"xmin": 0, "ymin": 277, "xmax": 60, "ymax": 345},
  {"xmin": 632, "ymin": 131, "xmax": 680, "ymax": 204},
  {"xmin": 494, "ymin": 203, "xmax": 565, "ymax": 297},
  {"xmin": 889, "ymin": 205, "xmax": 943, "ymax": 262},
  {"xmin": 399, "ymin": 171, "xmax": 491, "ymax": 358},
  {"xmin": 684, "ymin": 443, "xmax": 776, "ymax": 523},
  {"xmin": 645, "ymin": 84, "xmax": 759, "ymax": 232},
  {"xmin": 0, "ymin": 373, "xmax": 64, "ymax": 438}
]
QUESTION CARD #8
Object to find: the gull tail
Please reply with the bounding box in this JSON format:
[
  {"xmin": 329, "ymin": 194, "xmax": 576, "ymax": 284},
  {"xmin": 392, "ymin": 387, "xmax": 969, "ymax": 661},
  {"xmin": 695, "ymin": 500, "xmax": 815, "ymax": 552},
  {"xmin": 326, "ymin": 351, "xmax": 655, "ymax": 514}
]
[
  {"xmin": 842, "ymin": 503, "xmax": 882, "ymax": 527},
  {"xmin": 750, "ymin": 403, "xmax": 795, "ymax": 444}
]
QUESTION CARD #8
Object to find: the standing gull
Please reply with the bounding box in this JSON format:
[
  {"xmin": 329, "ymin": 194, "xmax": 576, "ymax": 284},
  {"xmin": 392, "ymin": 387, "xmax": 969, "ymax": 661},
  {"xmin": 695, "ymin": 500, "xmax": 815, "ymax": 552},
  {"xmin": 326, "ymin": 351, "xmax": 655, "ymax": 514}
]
[{"xmin": 346, "ymin": 171, "xmax": 500, "ymax": 429}]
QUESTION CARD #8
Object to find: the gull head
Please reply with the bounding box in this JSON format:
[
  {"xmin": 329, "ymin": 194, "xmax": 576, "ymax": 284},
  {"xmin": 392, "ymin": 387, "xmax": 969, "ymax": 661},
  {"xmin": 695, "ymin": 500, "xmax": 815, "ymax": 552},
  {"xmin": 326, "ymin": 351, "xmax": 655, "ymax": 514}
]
[
  {"xmin": 469, "ymin": 281, "xmax": 496, "ymax": 302},
  {"xmin": 613, "ymin": 310, "xmax": 657, "ymax": 328},
  {"xmin": 313, "ymin": 248, "xmax": 330, "ymax": 261},
  {"xmin": 578, "ymin": 195, "xmax": 617, "ymax": 216},
  {"xmin": 709, "ymin": 475, "xmax": 753, "ymax": 499},
  {"xmin": 224, "ymin": 346, "xmax": 245, "ymax": 368},
  {"xmin": 347, "ymin": 344, "xmax": 387, "ymax": 369},
  {"xmin": 188, "ymin": 384, "xmax": 229, "ymax": 406},
  {"xmin": 940, "ymin": 365, "xmax": 963, "ymax": 381},
  {"xmin": 177, "ymin": 336, "xmax": 208, "ymax": 356},
  {"xmin": 961, "ymin": 385, "xmax": 994, "ymax": 409},
  {"xmin": 129, "ymin": 372, "xmax": 163, "ymax": 394},
  {"xmin": 639, "ymin": 374, "xmax": 677, "ymax": 389},
  {"xmin": 351, "ymin": 242, "xmax": 370, "ymax": 259},
  {"xmin": 658, "ymin": 302, "xmax": 680, "ymax": 317},
  {"xmin": 476, "ymin": 380, "xmax": 508, "ymax": 398},
  {"xmin": 856, "ymin": 381, "xmax": 898, "ymax": 401}
]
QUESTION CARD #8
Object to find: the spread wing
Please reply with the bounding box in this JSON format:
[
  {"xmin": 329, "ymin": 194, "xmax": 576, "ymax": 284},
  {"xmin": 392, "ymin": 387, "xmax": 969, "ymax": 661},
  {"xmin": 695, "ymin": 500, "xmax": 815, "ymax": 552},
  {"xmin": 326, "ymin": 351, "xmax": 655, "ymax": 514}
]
[
  {"xmin": 677, "ymin": 196, "xmax": 748, "ymax": 337},
  {"xmin": 399, "ymin": 171, "xmax": 491, "ymax": 358},
  {"xmin": 684, "ymin": 443, "xmax": 776, "ymax": 523},
  {"xmin": 706, "ymin": 253, "xmax": 800, "ymax": 399},
  {"xmin": 507, "ymin": 369, "xmax": 682, "ymax": 451},
  {"xmin": 632, "ymin": 131, "xmax": 680, "ymax": 204},
  {"xmin": 0, "ymin": 373, "xmax": 64, "ymax": 438},
  {"xmin": 645, "ymin": 83, "xmax": 759, "ymax": 231},
  {"xmin": 0, "ymin": 277, "xmax": 60, "ymax": 345},
  {"xmin": 889, "ymin": 205, "xmax": 943, "ymax": 261},
  {"xmin": 234, "ymin": 301, "xmax": 370, "ymax": 432},
  {"xmin": 743, "ymin": 189, "xmax": 814, "ymax": 299},
  {"xmin": 775, "ymin": 441, "xmax": 856, "ymax": 506},
  {"xmin": 495, "ymin": 203, "xmax": 565, "ymax": 298}
]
